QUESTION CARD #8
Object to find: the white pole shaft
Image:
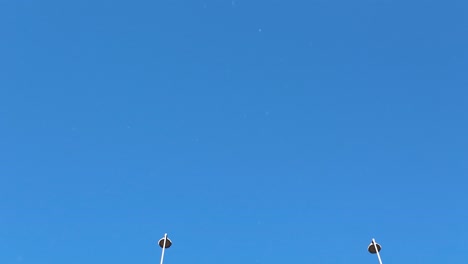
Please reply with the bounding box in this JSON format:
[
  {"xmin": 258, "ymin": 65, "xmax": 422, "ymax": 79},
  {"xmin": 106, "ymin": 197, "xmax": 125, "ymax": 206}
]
[
  {"xmin": 372, "ymin": 238, "xmax": 383, "ymax": 264},
  {"xmin": 160, "ymin": 233, "xmax": 168, "ymax": 264}
]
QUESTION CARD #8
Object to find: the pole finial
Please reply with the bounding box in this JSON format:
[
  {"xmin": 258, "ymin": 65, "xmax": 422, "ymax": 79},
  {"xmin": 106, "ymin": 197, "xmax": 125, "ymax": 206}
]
[
  {"xmin": 367, "ymin": 238, "xmax": 383, "ymax": 264},
  {"xmin": 159, "ymin": 233, "xmax": 172, "ymax": 264},
  {"xmin": 158, "ymin": 234, "xmax": 172, "ymax": 248},
  {"xmin": 368, "ymin": 239, "xmax": 381, "ymax": 254}
]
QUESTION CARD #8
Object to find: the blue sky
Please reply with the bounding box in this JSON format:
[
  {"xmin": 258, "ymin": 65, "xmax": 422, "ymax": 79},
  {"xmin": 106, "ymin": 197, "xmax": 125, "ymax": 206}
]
[{"xmin": 1, "ymin": 0, "xmax": 467, "ymax": 264}]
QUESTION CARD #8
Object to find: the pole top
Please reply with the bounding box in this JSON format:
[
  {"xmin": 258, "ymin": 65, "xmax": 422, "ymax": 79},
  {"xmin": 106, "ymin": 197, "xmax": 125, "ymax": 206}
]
[
  {"xmin": 158, "ymin": 234, "xmax": 172, "ymax": 249},
  {"xmin": 368, "ymin": 239, "xmax": 381, "ymax": 254}
]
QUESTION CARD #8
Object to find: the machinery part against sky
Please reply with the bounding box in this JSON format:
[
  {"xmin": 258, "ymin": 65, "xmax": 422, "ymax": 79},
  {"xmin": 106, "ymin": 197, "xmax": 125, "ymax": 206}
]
[
  {"xmin": 368, "ymin": 240, "xmax": 381, "ymax": 254},
  {"xmin": 159, "ymin": 233, "xmax": 172, "ymax": 264},
  {"xmin": 159, "ymin": 235, "xmax": 172, "ymax": 248},
  {"xmin": 368, "ymin": 238, "xmax": 383, "ymax": 264}
]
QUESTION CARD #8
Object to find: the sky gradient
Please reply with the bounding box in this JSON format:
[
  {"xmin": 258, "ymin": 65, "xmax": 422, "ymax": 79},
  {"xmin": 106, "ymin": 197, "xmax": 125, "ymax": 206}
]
[{"xmin": 1, "ymin": 1, "xmax": 467, "ymax": 264}]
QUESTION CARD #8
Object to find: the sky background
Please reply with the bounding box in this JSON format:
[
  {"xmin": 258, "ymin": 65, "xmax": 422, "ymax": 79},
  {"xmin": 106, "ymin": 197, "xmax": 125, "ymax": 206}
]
[{"xmin": 1, "ymin": 0, "xmax": 467, "ymax": 264}]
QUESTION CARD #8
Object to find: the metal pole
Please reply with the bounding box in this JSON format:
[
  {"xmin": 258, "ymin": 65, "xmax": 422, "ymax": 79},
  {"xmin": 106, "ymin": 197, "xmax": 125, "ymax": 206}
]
[
  {"xmin": 160, "ymin": 233, "xmax": 168, "ymax": 264},
  {"xmin": 372, "ymin": 238, "xmax": 383, "ymax": 264}
]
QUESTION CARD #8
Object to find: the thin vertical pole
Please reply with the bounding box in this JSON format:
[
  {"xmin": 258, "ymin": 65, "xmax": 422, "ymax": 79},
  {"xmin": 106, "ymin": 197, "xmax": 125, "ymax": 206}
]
[
  {"xmin": 372, "ymin": 238, "xmax": 383, "ymax": 264},
  {"xmin": 160, "ymin": 233, "xmax": 168, "ymax": 264}
]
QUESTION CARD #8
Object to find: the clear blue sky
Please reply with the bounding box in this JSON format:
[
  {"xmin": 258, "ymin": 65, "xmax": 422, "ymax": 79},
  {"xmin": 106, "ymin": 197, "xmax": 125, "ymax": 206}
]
[{"xmin": 1, "ymin": 0, "xmax": 467, "ymax": 263}]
